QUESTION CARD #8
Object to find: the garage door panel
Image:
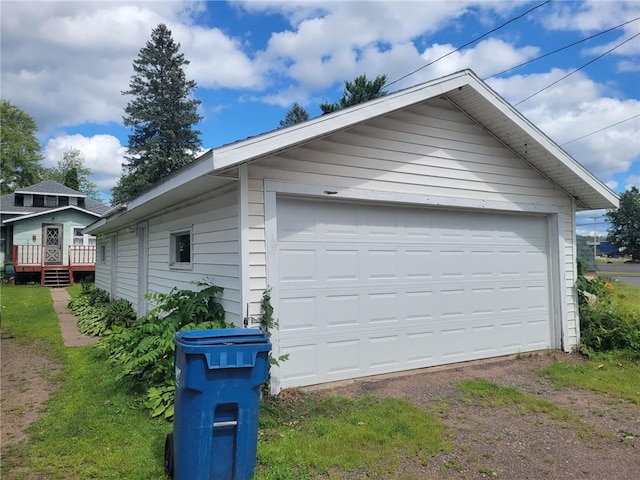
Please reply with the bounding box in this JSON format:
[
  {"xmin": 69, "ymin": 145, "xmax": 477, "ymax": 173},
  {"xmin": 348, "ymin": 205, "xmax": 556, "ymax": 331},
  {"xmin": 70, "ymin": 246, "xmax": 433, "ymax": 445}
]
[{"xmin": 276, "ymin": 197, "xmax": 551, "ymax": 388}]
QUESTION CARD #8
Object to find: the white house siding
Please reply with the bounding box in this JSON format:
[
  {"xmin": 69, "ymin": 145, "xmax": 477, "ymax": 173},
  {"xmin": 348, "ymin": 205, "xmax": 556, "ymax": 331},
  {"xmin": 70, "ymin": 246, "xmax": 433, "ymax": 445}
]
[
  {"xmin": 95, "ymin": 237, "xmax": 111, "ymax": 292},
  {"xmin": 146, "ymin": 185, "xmax": 243, "ymax": 326},
  {"xmin": 247, "ymin": 97, "xmax": 577, "ymax": 355},
  {"xmin": 115, "ymin": 230, "xmax": 138, "ymax": 306}
]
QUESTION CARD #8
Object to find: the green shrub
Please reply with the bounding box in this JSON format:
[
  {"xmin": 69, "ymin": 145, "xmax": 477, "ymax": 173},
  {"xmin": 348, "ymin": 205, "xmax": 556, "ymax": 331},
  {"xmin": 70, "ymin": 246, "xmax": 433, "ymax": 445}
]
[
  {"xmin": 68, "ymin": 284, "xmax": 135, "ymax": 336},
  {"xmin": 576, "ymin": 260, "xmax": 640, "ymax": 359},
  {"xmin": 99, "ymin": 281, "xmax": 232, "ymax": 419}
]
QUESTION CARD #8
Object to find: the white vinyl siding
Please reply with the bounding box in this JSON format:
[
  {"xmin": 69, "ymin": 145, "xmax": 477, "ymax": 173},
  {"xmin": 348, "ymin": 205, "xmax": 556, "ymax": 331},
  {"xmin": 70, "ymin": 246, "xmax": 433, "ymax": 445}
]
[
  {"xmin": 95, "ymin": 239, "xmax": 111, "ymax": 293},
  {"xmin": 247, "ymin": 97, "xmax": 577, "ymax": 363},
  {"xmin": 146, "ymin": 185, "xmax": 242, "ymax": 326},
  {"xmin": 116, "ymin": 230, "xmax": 138, "ymax": 305}
]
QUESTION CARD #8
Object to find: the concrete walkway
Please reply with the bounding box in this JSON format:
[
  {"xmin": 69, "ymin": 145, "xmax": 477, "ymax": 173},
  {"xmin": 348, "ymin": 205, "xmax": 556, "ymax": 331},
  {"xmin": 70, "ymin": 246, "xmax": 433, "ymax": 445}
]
[{"xmin": 49, "ymin": 288, "xmax": 99, "ymax": 347}]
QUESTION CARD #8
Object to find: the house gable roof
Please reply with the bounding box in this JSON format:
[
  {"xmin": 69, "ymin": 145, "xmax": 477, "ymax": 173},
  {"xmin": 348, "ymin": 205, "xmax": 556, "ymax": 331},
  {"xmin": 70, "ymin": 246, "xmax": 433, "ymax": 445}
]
[
  {"xmin": 1, "ymin": 181, "xmax": 110, "ymax": 220},
  {"xmin": 87, "ymin": 69, "xmax": 617, "ymax": 234},
  {"xmin": 15, "ymin": 180, "xmax": 87, "ymax": 197},
  {"xmin": 2, "ymin": 205, "xmax": 103, "ymax": 224},
  {"xmin": 208, "ymin": 69, "xmax": 617, "ymax": 210}
]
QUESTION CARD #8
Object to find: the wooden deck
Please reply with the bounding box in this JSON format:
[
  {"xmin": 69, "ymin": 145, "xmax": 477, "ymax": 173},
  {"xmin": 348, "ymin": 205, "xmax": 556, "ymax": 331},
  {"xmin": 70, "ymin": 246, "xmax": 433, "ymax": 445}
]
[{"xmin": 11, "ymin": 245, "xmax": 96, "ymax": 286}]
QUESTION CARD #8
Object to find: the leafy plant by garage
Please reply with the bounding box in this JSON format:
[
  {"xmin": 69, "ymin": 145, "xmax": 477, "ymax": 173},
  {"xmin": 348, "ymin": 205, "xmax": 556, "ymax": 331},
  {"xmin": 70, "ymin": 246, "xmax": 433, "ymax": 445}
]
[
  {"xmin": 575, "ymin": 258, "xmax": 640, "ymax": 359},
  {"xmin": 99, "ymin": 281, "xmax": 233, "ymax": 419}
]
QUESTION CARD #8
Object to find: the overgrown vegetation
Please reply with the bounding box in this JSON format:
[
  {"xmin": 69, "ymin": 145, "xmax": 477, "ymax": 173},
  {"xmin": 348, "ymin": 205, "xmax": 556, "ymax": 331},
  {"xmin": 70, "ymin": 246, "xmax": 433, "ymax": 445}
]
[
  {"xmin": 69, "ymin": 281, "xmax": 232, "ymax": 419},
  {"xmin": 575, "ymin": 258, "xmax": 640, "ymax": 359},
  {"xmin": 254, "ymin": 391, "xmax": 447, "ymax": 479},
  {"xmin": 253, "ymin": 288, "xmax": 289, "ymax": 395},
  {"xmin": 1, "ymin": 285, "xmax": 169, "ymax": 479},
  {"xmin": 69, "ymin": 282, "xmax": 136, "ymax": 336}
]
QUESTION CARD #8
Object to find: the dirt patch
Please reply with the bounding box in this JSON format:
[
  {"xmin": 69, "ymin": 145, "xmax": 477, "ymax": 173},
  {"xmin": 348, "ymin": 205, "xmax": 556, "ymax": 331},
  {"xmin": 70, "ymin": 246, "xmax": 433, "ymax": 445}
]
[
  {"xmin": 325, "ymin": 352, "xmax": 640, "ymax": 479},
  {"xmin": 1, "ymin": 334, "xmax": 62, "ymax": 479}
]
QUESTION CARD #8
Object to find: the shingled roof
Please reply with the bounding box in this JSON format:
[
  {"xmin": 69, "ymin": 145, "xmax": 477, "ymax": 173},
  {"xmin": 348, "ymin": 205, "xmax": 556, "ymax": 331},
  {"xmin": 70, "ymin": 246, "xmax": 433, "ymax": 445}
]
[{"xmin": 1, "ymin": 181, "xmax": 110, "ymax": 217}]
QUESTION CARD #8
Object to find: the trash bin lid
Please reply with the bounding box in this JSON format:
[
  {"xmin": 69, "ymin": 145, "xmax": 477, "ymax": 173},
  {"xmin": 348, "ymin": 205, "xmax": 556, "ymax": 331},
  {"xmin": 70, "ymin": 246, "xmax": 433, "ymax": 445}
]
[{"xmin": 175, "ymin": 328, "xmax": 269, "ymax": 347}]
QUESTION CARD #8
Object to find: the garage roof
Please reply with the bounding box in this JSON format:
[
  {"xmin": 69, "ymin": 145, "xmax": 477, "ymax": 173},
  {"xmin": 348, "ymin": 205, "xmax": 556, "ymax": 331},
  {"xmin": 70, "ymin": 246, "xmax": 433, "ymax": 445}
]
[{"xmin": 87, "ymin": 69, "xmax": 617, "ymax": 234}]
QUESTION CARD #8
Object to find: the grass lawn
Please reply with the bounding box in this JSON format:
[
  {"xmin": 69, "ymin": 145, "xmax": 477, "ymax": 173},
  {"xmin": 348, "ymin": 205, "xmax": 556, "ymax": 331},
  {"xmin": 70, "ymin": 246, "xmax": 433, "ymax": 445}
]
[
  {"xmin": 2, "ymin": 282, "xmax": 638, "ymax": 479},
  {"xmin": 1, "ymin": 285, "xmax": 170, "ymax": 479},
  {"xmin": 1, "ymin": 285, "xmax": 448, "ymax": 479}
]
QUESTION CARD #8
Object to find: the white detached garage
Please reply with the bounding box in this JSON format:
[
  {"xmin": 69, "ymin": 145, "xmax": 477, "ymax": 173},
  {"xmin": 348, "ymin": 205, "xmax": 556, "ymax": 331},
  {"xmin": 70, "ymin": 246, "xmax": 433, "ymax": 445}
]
[{"xmin": 86, "ymin": 70, "xmax": 618, "ymax": 392}]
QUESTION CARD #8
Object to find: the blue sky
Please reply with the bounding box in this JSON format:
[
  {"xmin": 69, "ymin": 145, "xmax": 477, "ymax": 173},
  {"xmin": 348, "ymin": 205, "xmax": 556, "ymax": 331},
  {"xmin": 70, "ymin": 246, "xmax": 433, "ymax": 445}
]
[{"xmin": 1, "ymin": 1, "xmax": 639, "ymax": 236}]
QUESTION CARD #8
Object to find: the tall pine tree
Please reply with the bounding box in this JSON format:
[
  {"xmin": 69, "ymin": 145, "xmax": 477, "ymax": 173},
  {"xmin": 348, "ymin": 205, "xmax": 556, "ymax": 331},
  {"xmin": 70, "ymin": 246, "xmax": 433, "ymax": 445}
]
[
  {"xmin": 279, "ymin": 103, "xmax": 309, "ymax": 128},
  {"xmin": 320, "ymin": 74, "xmax": 388, "ymax": 114},
  {"xmin": 112, "ymin": 24, "xmax": 202, "ymax": 204}
]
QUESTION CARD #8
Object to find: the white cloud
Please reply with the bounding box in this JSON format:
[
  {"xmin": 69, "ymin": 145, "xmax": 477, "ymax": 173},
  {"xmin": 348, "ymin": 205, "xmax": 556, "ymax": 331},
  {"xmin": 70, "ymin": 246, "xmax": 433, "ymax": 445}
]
[
  {"xmin": 0, "ymin": 1, "xmax": 258, "ymax": 134},
  {"xmin": 488, "ymin": 71, "xmax": 640, "ymax": 184},
  {"xmin": 625, "ymin": 175, "xmax": 640, "ymax": 190},
  {"xmin": 43, "ymin": 134, "xmax": 127, "ymax": 201},
  {"xmin": 542, "ymin": 1, "xmax": 640, "ymax": 32}
]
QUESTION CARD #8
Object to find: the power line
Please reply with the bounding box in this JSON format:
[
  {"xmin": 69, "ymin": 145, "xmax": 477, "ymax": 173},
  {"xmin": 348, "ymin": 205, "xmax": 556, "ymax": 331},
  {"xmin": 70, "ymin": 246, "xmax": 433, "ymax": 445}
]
[
  {"xmin": 484, "ymin": 16, "xmax": 640, "ymax": 80},
  {"xmin": 561, "ymin": 114, "xmax": 640, "ymax": 146},
  {"xmin": 515, "ymin": 32, "xmax": 640, "ymax": 106},
  {"xmin": 386, "ymin": 0, "xmax": 550, "ymax": 89}
]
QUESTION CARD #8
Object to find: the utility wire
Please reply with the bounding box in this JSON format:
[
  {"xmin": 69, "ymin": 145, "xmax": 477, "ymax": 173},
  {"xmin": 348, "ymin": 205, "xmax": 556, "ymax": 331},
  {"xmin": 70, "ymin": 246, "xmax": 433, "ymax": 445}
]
[
  {"xmin": 561, "ymin": 114, "xmax": 640, "ymax": 146},
  {"xmin": 386, "ymin": 0, "xmax": 550, "ymax": 88},
  {"xmin": 484, "ymin": 16, "xmax": 640, "ymax": 80},
  {"xmin": 515, "ymin": 32, "xmax": 640, "ymax": 106}
]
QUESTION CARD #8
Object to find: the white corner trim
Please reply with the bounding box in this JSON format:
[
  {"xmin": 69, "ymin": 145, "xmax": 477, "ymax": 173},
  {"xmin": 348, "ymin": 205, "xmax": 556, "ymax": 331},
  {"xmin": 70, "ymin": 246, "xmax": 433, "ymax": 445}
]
[{"xmin": 239, "ymin": 163, "xmax": 251, "ymax": 327}]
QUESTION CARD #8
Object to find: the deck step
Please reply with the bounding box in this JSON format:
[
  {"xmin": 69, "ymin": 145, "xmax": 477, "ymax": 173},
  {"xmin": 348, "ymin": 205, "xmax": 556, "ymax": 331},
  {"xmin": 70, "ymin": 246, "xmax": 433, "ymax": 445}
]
[{"xmin": 43, "ymin": 268, "xmax": 71, "ymax": 287}]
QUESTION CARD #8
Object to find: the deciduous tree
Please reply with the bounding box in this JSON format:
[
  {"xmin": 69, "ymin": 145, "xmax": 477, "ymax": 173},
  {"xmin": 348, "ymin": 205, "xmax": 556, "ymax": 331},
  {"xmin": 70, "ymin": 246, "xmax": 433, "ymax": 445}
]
[
  {"xmin": 320, "ymin": 74, "xmax": 388, "ymax": 114},
  {"xmin": 112, "ymin": 23, "xmax": 202, "ymax": 204},
  {"xmin": 0, "ymin": 100, "xmax": 43, "ymax": 193},
  {"xmin": 606, "ymin": 186, "xmax": 640, "ymax": 261},
  {"xmin": 43, "ymin": 148, "xmax": 100, "ymax": 199}
]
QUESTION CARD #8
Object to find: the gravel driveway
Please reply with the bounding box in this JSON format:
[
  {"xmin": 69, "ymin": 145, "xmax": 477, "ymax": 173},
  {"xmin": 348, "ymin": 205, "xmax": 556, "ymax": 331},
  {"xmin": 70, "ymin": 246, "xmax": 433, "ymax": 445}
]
[{"xmin": 324, "ymin": 352, "xmax": 639, "ymax": 479}]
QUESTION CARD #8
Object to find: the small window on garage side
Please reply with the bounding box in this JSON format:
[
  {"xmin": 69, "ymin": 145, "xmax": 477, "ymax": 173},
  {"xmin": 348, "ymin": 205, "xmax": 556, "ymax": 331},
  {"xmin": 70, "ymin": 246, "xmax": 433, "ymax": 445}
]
[
  {"xmin": 170, "ymin": 229, "xmax": 192, "ymax": 268},
  {"xmin": 99, "ymin": 245, "xmax": 106, "ymax": 262}
]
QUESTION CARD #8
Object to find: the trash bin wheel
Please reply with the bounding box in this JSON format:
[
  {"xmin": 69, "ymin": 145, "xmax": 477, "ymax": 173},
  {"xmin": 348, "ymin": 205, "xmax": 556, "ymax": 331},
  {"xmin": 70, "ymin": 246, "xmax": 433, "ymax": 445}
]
[{"xmin": 164, "ymin": 433, "xmax": 174, "ymax": 479}]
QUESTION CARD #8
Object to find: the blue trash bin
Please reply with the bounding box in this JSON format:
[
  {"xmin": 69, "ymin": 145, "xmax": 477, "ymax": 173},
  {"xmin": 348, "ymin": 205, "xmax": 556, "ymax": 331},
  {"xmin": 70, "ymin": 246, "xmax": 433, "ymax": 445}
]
[{"xmin": 167, "ymin": 328, "xmax": 272, "ymax": 480}]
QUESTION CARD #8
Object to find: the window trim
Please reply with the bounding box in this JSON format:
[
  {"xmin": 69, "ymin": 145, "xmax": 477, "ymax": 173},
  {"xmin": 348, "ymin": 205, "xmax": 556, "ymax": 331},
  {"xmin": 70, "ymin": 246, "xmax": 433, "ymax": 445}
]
[{"xmin": 169, "ymin": 227, "xmax": 193, "ymax": 270}]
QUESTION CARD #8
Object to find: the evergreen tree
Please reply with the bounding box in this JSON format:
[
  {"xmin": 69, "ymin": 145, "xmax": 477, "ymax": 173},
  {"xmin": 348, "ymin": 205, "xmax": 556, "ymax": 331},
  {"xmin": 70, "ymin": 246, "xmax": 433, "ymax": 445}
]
[
  {"xmin": 43, "ymin": 148, "xmax": 100, "ymax": 199},
  {"xmin": 320, "ymin": 74, "xmax": 388, "ymax": 114},
  {"xmin": 279, "ymin": 103, "xmax": 309, "ymax": 128},
  {"xmin": 112, "ymin": 23, "xmax": 202, "ymax": 204},
  {"xmin": 0, "ymin": 99, "xmax": 44, "ymax": 193},
  {"xmin": 606, "ymin": 186, "xmax": 640, "ymax": 261}
]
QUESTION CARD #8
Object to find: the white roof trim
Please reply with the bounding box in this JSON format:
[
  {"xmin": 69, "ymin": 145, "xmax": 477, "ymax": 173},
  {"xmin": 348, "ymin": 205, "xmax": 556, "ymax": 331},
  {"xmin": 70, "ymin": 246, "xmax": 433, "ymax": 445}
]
[
  {"xmin": 212, "ymin": 72, "xmax": 469, "ymax": 171},
  {"xmin": 92, "ymin": 69, "xmax": 617, "ymax": 218},
  {"xmin": 453, "ymin": 74, "xmax": 618, "ymax": 208},
  {"xmin": 13, "ymin": 190, "xmax": 87, "ymax": 198},
  {"xmin": 2, "ymin": 205, "xmax": 101, "ymax": 224}
]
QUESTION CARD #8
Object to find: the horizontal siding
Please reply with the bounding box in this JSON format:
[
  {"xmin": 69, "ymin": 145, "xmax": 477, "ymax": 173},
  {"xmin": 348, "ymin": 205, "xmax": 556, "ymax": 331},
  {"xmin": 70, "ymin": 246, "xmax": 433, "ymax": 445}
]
[
  {"xmin": 248, "ymin": 96, "xmax": 578, "ymax": 351},
  {"xmin": 147, "ymin": 185, "xmax": 242, "ymax": 326},
  {"xmin": 95, "ymin": 238, "xmax": 110, "ymax": 293},
  {"xmin": 116, "ymin": 230, "xmax": 138, "ymax": 306}
]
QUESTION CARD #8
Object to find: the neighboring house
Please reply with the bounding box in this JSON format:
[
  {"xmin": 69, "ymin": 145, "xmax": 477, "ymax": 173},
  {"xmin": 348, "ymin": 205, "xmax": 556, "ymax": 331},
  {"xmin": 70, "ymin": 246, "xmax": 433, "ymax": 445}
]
[
  {"xmin": 1, "ymin": 180, "xmax": 110, "ymax": 286},
  {"xmin": 85, "ymin": 70, "xmax": 618, "ymax": 392}
]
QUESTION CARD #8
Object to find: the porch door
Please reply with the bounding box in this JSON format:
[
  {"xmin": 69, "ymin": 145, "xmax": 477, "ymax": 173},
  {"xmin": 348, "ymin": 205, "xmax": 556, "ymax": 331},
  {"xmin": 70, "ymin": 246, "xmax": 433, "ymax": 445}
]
[{"xmin": 43, "ymin": 224, "xmax": 63, "ymax": 265}]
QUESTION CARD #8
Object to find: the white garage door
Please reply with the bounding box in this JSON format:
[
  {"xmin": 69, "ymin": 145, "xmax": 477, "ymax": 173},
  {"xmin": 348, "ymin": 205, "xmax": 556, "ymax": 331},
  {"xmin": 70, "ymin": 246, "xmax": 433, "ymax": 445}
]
[{"xmin": 275, "ymin": 197, "xmax": 551, "ymax": 388}]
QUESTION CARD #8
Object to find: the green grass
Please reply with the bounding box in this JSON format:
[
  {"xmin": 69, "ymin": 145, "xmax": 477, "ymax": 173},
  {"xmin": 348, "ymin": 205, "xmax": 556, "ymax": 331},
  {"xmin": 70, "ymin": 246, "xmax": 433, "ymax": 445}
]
[
  {"xmin": 540, "ymin": 353, "xmax": 640, "ymax": 404},
  {"xmin": 254, "ymin": 392, "xmax": 448, "ymax": 479},
  {"xmin": 610, "ymin": 281, "xmax": 640, "ymax": 312},
  {"xmin": 456, "ymin": 379, "xmax": 573, "ymax": 422},
  {"xmin": 1, "ymin": 285, "xmax": 170, "ymax": 479}
]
